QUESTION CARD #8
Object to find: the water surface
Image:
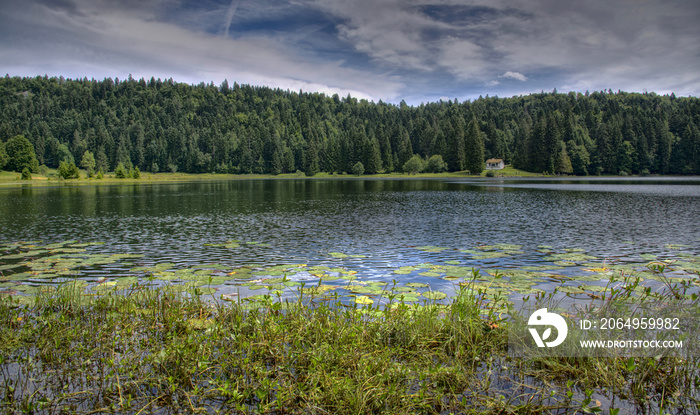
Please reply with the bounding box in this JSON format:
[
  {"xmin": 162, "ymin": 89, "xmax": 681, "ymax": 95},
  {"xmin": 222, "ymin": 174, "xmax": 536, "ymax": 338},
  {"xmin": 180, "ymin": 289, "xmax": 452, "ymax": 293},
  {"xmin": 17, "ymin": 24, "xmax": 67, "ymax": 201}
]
[{"xmin": 1, "ymin": 177, "xmax": 698, "ymax": 305}]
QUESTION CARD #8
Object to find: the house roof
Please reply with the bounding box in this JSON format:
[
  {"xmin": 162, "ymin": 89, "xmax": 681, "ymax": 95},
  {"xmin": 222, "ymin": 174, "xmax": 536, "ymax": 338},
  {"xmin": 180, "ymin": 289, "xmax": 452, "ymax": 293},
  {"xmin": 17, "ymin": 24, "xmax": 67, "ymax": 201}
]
[{"xmin": 486, "ymin": 158, "xmax": 504, "ymax": 164}]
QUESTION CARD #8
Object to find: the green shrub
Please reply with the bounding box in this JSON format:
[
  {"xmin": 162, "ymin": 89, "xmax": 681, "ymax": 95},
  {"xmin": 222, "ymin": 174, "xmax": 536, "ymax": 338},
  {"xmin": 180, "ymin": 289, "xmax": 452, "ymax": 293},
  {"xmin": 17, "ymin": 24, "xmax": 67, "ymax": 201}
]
[
  {"xmin": 21, "ymin": 167, "xmax": 32, "ymax": 180},
  {"xmin": 402, "ymin": 154, "xmax": 424, "ymax": 174},
  {"xmin": 80, "ymin": 151, "xmax": 96, "ymax": 177},
  {"xmin": 485, "ymin": 170, "xmax": 496, "ymax": 177},
  {"xmin": 425, "ymin": 155, "xmax": 447, "ymax": 173},
  {"xmin": 58, "ymin": 161, "xmax": 80, "ymax": 179},
  {"xmin": 115, "ymin": 163, "xmax": 127, "ymax": 179},
  {"xmin": 5, "ymin": 135, "xmax": 39, "ymax": 173},
  {"xmin": 132, "ymin": 166, "xmax": 141, "ymax": 179},
  {"xmin": 352, "ymin": 161, "xmax": 365, "ymax": 176}
]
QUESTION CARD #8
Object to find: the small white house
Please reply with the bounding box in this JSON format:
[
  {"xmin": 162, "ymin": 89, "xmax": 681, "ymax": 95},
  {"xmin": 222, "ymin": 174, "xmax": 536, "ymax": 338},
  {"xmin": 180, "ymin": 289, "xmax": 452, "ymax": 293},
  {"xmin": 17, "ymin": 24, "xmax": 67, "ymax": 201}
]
[{"xmin": 485, "ymin": 158, "xmax": 505, "ymax": 170}]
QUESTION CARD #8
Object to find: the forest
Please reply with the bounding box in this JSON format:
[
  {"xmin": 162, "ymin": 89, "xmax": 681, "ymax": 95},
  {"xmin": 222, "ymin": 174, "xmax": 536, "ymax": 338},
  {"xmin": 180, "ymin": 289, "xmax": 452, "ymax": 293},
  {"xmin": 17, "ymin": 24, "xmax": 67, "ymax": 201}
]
[{"xmin": 0, "ymin": 75, "xmax": 699, "ymax": 176}]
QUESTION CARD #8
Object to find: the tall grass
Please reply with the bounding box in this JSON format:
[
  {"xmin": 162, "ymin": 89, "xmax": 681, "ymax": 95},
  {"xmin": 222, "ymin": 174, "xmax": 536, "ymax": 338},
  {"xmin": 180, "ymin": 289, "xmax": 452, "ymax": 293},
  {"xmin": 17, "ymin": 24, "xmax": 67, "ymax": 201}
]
[{"xmin": 1, "ymin": 277, "xmax": 698, "ymax": 414}]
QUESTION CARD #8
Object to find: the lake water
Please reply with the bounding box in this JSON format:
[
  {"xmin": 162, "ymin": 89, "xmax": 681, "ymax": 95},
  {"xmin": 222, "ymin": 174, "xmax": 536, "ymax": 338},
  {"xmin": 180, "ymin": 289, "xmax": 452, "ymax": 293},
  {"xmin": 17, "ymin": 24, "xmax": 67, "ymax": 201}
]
[{"xmin": 1, "ymin": 177, "xmax": 699, "ymax": 306}]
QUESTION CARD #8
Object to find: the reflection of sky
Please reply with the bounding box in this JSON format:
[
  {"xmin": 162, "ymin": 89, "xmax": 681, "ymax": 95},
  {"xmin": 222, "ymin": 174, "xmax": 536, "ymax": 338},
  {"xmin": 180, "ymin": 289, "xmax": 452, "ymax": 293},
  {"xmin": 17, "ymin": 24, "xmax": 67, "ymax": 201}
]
[{"xmin": 449, "ymin": 179, "xmax": 700, "ymax": 197}]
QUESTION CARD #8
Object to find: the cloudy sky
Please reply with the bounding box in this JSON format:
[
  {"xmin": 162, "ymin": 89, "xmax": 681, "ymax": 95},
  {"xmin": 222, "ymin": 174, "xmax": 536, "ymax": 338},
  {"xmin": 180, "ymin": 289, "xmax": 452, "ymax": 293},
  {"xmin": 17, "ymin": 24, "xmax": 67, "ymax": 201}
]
[{"xmin": 1, "ymin": 0, "xmax": 699, "ymax": 105}]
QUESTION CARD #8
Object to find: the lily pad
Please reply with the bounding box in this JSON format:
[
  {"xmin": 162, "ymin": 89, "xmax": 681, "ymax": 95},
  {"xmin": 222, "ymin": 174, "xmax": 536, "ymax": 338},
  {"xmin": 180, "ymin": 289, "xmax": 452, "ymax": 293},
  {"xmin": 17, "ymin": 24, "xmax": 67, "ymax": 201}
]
[
  {"xmin": 220, "ymin": 293, "xmax": 239, "ymax": 302},
  {"xmin": 354, "ymin": 295, "xmax": 374, "ymax": 305},
  {"xmin": 394, "ymin": 294, "xmax": 420, "ymax": 302},
  {"xmin": 422, "ymin": 291, "xmax": 447, "ymax": 300},
  {"xmin": 406, "ymin": 282, "xmax": 429, "ymax": 288},
  {"xmin": 415, "ymin": 246, "xmax": 450, "ymax": 253},
  {"xmin": 187, "ymin": 319, "xmax": 214, "ymax": 330}
]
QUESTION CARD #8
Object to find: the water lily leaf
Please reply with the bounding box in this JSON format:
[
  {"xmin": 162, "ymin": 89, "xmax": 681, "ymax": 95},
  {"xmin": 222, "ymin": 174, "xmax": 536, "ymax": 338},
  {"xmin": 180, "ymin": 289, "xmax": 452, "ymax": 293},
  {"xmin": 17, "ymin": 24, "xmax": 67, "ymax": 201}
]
[
  {"xmin": 552, "ymin": 261, "xmax": 578, "ymax": 267},
  {"xmin": 220, "ymin": 293, "xmax": 238, "ymax": 302},
  {"xmin": 0, "ymin": 282, "xmax": 18, "ymax": 288},
  {"xmin": 190, "ymin": 287, "xmax": 218, "ymax": 295},
  {"xmin": 187, "ymin": 319, "xmax": 214, "ymax": 330},
  {"xmin": 7, "ymin": 272, "xmax": 34, "ymax": 281},
  {"xmin": 153, "ymin": 262, "xmax": 176, "ymax": 271},
  {"xmin": 299, "ymin": 284, "xmax": 338, "ymax": 295},
  {"xmin": 0, "ymin": 264, "xmax": 23, "ymax": 271},
  {"xmin": 393, "ymin": 269, "xmax": 412, "ymax": 275},
  {"xmin": 392, "ymin": 286, "xmax": 416, "ymax": 292},
  {"xmin": 549, "ymin": 253, "xmax": 598, "ymax": 262},
  {"xmin": 444, "ymin": 260, "xmax": 461, "ymax": 265},
  {"xmin": 354, "ymin": 295, "xmax": 374, "ymax": 305},
  {"xmin": 422, "ymin": 291, "xmax": 447, "ymax": 300},
  {"xmin": 555, "ymin": 285, "xmax": 586, "ymax": 294},
  {"xmin": 155, "ymin": 272, "xmax": 180, "ymax": 281},
  {"xmin": 666, "ymin": 244, "xmax": 690, "ymax": 250},
  {"xmin": 329, "ymin": 252, "xmax": 349, "ymax": 258},
  {"xmin": 418, "ymin": 272, "xmax": 442, "ymax": 277},
  {"xmin": 577, "ymin": 284, "xmax": 607, "ymax": 292},
  {"xmin": 93, "ymin": 281, "xmax": 118, "ymax": 291},
  {"xmin": 406, "ymin": 282, "xmax": 429, "ymax": 288},
  {"xmin": 14, "ymin": 295, "xmax": 35, "ymax": 306},
  {"xmin": 394, "ymin": 294, "xmax": 420, "ymax": 302},
  {"xmin": 115, "ymin": 277, "xmax": 139, "ymax": 286},
  {"xmin": 345, "ymin": 285, "xmax": 383, "ymax": 295},
  {"xmin": 415, "ymin": 246, "xmax": 450, "ymax": 253}
]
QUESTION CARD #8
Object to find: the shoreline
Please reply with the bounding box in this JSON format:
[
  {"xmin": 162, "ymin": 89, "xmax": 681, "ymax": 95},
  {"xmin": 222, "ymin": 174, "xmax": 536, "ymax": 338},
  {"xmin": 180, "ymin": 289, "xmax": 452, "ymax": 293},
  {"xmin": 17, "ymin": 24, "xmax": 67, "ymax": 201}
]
[{"xmin": 2, "ymin": 168, "xmax": 696, "ymax": 188}]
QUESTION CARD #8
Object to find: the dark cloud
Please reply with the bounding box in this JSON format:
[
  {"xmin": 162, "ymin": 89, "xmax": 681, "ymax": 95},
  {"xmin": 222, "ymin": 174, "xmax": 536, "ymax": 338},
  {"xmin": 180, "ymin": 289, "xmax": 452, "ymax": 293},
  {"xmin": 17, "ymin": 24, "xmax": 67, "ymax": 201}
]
[
  {"xmin": 1, "ymin": 0, "xmax": 699, "ymax": 103},
  {"xmin": 34, "ymin": 0, "xmax": 81, "ymax": 15}
]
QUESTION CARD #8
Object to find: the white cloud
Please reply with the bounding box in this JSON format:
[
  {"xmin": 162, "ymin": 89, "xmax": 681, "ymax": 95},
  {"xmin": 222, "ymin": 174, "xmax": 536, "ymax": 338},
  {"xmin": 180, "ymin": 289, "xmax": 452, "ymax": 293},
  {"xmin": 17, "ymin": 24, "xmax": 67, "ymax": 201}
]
[
  {"xmin": 0, "ymin": 0, "xmax": 404, "ymax": 102},
  {"xmin": 2, "ymin": 0, "xmax": 700, "ymax": 103},
  {"xmin": 499, "ymin": 71, "xmax": 527, "ymax": 82},
  {"xmin": 306, "ymin": 0, "xmax": 700, "ymax": 97}
]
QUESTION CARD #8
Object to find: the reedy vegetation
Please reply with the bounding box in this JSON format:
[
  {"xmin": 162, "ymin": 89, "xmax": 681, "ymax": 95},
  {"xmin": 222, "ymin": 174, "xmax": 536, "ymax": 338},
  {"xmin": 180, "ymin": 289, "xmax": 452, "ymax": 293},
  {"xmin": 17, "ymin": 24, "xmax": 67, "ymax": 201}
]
[
  {"xmin": 0, "ymin": 76, "xmax": 699, "ymax": 176},
  {"xmin": 1, "ymin": 272, "xmax": 699, "ymax": 414}
]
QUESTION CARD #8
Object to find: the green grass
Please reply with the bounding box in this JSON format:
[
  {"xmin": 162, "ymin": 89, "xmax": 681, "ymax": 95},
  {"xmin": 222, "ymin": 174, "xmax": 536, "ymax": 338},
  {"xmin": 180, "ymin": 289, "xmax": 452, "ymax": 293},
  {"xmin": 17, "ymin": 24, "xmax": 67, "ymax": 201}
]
[
  {"xmin": 1, "ymin": 278, "xmax": 698, "ymax": 414},
  {"xmin": 0, "ymin": 166, "xmax": 547, "ymax": 187}
]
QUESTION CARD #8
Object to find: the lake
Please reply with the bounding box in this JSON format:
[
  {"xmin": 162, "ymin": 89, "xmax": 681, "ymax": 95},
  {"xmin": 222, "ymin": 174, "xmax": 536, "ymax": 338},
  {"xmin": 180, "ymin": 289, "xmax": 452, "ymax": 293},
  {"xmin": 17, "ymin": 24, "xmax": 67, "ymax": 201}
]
[{"xmin": 1, "ymin": 177, "xmax": 699, "ymax": 306}]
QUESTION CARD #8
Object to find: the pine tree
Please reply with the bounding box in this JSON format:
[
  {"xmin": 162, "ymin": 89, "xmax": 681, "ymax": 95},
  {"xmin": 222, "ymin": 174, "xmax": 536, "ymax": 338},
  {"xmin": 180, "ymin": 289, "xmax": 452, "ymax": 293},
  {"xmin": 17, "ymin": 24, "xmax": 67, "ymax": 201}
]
[{"xmin": 464, "ymin": 117, "xmax": 484, "ymax": 174}]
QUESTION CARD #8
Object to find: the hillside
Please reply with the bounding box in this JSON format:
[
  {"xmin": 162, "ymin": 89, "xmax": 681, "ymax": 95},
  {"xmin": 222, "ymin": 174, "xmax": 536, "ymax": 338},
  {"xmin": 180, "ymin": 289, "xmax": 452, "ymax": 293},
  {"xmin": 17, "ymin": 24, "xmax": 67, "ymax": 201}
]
[{"xmin": 1, "ymin": 75, "xmax": 698, "ymax": 176}]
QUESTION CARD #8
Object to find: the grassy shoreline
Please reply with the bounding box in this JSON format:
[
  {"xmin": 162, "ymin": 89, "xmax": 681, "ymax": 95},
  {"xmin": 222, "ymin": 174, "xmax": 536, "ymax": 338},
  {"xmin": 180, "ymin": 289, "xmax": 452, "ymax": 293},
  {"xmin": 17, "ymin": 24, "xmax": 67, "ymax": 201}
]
[
  {"xmin": 1, "ymin": 279, "xmax": 698, "ymax": 414},
  {"xmin": 2, "ymin": 166, "xmax": 690, "ymax": 188},
  {"xmin": 0, "ymin": 166, "xmax": 563, "ymax": 187}
]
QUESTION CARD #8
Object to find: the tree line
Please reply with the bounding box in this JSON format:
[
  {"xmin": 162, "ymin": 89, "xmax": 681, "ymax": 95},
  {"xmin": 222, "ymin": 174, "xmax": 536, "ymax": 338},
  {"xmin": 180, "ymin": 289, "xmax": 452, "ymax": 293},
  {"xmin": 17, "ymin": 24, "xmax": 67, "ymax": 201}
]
[{"xmin": 0, "ymin": 75, "xmax": 698, "ymax": 176}]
